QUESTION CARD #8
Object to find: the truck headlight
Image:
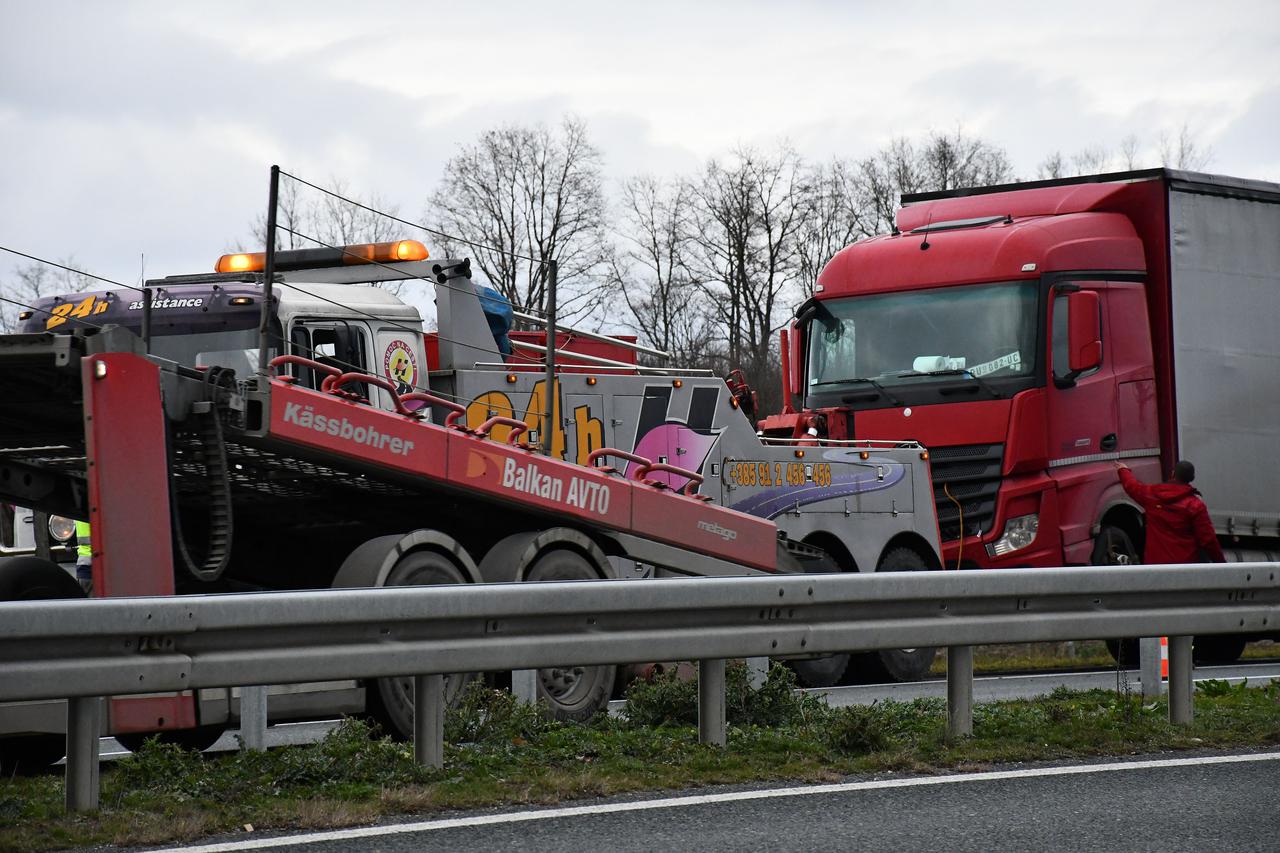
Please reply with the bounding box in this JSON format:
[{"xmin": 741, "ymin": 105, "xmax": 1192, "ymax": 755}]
[
  {"xmin": 986, "ymin": 513, "xmax": 1038, "ymax": 557},
  {"xmin": 48, "ymin": 515, "xmax": 77, "ymax": 543}
]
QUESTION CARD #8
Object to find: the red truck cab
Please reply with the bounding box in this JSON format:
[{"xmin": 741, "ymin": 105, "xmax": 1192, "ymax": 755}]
[{"xmin": 769, "ymin": 169, "xmax": 1280, "ymax": 570}]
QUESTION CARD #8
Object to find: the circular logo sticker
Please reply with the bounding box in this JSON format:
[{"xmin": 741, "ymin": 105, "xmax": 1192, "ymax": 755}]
[{"xmin": 383, "ymin": 339, "xmax": 418, "ymax": 395}]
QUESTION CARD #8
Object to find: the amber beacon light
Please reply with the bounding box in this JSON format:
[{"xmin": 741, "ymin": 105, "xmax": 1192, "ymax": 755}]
[{"xmin": 215, "ymin": 240, "xmax": 429, "ymax": 273}]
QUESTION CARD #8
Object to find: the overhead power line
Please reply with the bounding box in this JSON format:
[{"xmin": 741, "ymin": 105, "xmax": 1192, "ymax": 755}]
[
  {"xmin": 0, "ymin": 245, "xmax": 147, "ymax": 295},
  {"xmin": 279, "ymin": 169, "xmax": 547, "ymax": 267}
]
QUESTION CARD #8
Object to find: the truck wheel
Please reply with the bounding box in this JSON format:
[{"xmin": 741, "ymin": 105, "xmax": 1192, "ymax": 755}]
[
  {"xmin": 523, "ymin": 548, "xmax": 615, "ymax": 722},
  {"xmin": 0, "ymin": 556, "xmax": 84, "ymax": 774},
  {"xmin": 1092, "ymin": 525, "xmax": 1139, "ymax": 566},
  {"xmin": 1104, "ymin": 639, "xmax": 1140, "ymax": 667},
  {"xmin": 1193, "ymin": 635, "xmax": 1247, "ymax": 664},
  {"xmin": 369, "ymin": 549, "xmax": 476, "ymax": 740},
  {"xmin": 0, "ymin": 554, "xmax": 83, "ymax": 600},
  {"xmin": 788, "ymin": 654, "xmax": 850, "ymax": 688},
  {"xmin": 787, "ymin": 543, "xmax": 849, "ymax": 687},
  {"xmin": 1093, "ymin": 526, "xmax": 1141, "ymax": 666},
  {"xmin": 334, "ymin": 539, "xmax": 479, "ymax": 741},
  {"xmin": 851, "ymin": 546, "xmax": 938, "ymax": 683}
]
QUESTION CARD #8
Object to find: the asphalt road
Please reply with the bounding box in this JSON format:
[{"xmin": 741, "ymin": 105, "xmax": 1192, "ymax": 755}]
[{"xmin": 147, "ymin": 751, "xmax": 1280, "ymax": 852}]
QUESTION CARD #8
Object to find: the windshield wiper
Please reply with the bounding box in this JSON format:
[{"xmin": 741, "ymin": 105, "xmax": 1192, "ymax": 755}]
[
  {"xmin": 892, "ymin": 369, "xmax": 1003, "ymax": 399},
  {"xmin": 810, "ymin": 376, "xmax": 904, "ymax": 407}
]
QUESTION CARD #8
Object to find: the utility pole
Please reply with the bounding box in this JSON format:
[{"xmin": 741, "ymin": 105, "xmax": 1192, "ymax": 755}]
[
  {"xmin": 257, "ymin": 165, "xmax": 280, "ymax": 374},
  {"xmin": 541, "ymin": 259, "xmax": 557, "ymax": 457}
]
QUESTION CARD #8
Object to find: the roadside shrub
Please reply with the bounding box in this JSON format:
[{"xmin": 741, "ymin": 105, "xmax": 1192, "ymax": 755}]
[
  {"xmin": 623, "ymin": 661, "xmax": 823, "ymax": 728},
  {"xmin": 269, "ymin": 717, "xmax": 428, "ymax": 787},
  {"xmin": 622, "ymin": 666, "xmax": 698, "ymax": 727},
  {"xmin": 111, "ymin": 737, "xmax": 206, "ymax": 796},
  {"xmin": 445, "ymin": 681, "xmax": 555, "ymax": 745},
  {"xmin": 825, "ymin": 705, "xmax": 888, "ymax": 755},
  {"xmin": 728, "ymin": 663, "xmax": 825, "ymax": 728}
]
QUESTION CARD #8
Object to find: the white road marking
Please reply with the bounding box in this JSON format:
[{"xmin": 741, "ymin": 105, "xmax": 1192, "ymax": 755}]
[{"xmin": 157, "ymin": 751, "xmax": 1280, "ymax": 852}]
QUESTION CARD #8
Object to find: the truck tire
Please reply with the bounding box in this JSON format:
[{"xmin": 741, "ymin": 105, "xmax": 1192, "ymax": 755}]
[
  {"xmin": 851, "ymin": 546, "xmax": 938, "ymax": 683},
  {"xmin": 1093, "ymin": 525, "xmax": 1141, "ymax": 666},
  {"xmin": 0, "ymin": 556, "xmax": 84, "ymax": 775},
  {"xmin": 0, "ymin": 554, "xmax": 83, "ymax": 600},
  {"xmin": 787, "ymin": 543, "xmax": 850, "ymax": 688},
  {"xmin": 1193, "ymin": 635, "xmax": 1248, "ymax": 664},
  {"xmin": 788, "ymin": 653, "xmax": 850, "ymax": 688},
  {"xmin": 522, "ymin": 547, "xmax": 615, "ymax": 722},
  {"xmin": 1104, "ymin": 639, "xmax": 1140, "ymax": 668},
  {"xmin": 1092, "ymin": 525, "xmax": 1139, "ymax": 566},
  {"xmin": 334, "ymin": 536, "xmax": 479, "ymax": 740}
]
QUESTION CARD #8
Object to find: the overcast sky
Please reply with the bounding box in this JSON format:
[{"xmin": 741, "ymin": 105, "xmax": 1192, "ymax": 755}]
[{"xmin": 2, "ymin": 0, "xmax": 1277, "ymax": 299}]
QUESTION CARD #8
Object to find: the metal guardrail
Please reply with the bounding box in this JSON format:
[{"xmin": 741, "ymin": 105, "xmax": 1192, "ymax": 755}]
[{"xmin": 2, "ymin": 562, "xmax": 1277, "ymax": 812}]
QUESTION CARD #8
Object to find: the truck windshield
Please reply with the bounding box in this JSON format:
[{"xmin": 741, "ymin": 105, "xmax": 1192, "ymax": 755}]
[{"xmin": 807, "ymin": 282, "xmax": 1038, "ymax": 391}]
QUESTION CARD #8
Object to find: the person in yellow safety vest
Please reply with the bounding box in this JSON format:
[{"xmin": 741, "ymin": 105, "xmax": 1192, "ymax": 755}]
[{"xmin": 74, "ymin": 520, "xmax": 93, "ymax": 594}]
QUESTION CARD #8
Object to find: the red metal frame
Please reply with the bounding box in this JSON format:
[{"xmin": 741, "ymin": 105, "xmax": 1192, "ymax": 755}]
[
  {"xmin": 81, "ymin": 354, "xmax": 176, "ymax": 596},
  {"xmin": 81, "ymin": 353, "xmax": 196, "ymax": 733},
  {"xmin": 266, "ymin": 379, "xmax": 777, "ymax": 571}
]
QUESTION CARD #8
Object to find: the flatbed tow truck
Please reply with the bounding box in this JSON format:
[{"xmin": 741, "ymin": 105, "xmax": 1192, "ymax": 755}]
[{"xmin": 0, "ymin": 240, "xmax": 941, "ymax": 772}]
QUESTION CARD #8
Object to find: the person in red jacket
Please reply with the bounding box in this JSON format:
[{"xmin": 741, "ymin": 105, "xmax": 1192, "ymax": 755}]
[{"xmin": 1115, "ymin": 460, "xmax": 1225, "ymax": 564}]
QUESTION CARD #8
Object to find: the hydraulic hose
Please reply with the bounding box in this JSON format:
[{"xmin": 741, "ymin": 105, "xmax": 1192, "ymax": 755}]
[{"xmin": 171, "ymin": 368, "xmax": 234, "ymax": 583}]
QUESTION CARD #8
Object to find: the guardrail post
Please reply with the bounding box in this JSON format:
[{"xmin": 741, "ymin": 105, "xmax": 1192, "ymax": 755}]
[
  {"xmin": 1139, "ymin": 637, "xmax": 1163, "ymax": 698},
  {"xmin": 65, "ymin": 696, "xmax": 101, "ymax": 812},
  {"xmin": 511, "ymin": 669, "xmax": 538, "ymax": 705},
  {"xmin": 698, "ymin": 658, "xmax": 726, "ymax": 746},
  {"xmin": 240, "ymin": 685, "xmax": 268, "ymax": 751},
  {"xmin": 1167, "ymin": 635, "xmax": 1194, "ymax": 725},
  {"xmin": 947, "ymin": 645, "xmax": 973, "ymax": 739},
  {"xmin": 413, "ymin": 674, "xmax": 444, "ymax": 769}
]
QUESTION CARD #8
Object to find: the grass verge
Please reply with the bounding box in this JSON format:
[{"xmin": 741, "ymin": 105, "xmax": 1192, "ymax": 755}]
[{"xmin": 2, "ymin": 665, "xmax": 1278, "ymax": 852}]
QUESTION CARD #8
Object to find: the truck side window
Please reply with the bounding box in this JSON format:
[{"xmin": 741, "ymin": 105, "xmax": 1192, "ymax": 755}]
[
  {"xmin": 810, "ymin": 316, "xmax": 857, "ymax": 385},
  {"xmin": 290, "ymin": 321, "xmax": 368, "ymax": 391},
  {"xmin": 1052, "ymin": 291, "xmax": 1103, "ymax": 383}
]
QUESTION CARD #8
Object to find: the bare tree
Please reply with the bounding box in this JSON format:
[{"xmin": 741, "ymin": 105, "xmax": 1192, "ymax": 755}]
[
  {"xmin": 918, "ymin": 129, "xmax": 1014, "ymax": 192},
  {"xmin": 794, "ymin": 158, "xmax": 871, "ymax": 296},
  {"xmin": 687, "ymin": 145, "xmax": 808, "ymax": 384},
  {"xmin": 611, "ymin": 175, "xmax": 717, "ymax": 366},
  {"xmin": 242, "ymin": 177, "xmax": 409, "ymax": 294},
  {"xmin": 1035, "ymin": 126, "xmax": 1210, "ymax": 182},
  {"xmin": 1071, "ymin": 145, "xmax": 1114, "ymax": 175},
  {"xmin": 1037, "ymin": 151, "xmax": 1068, "ymax": 180},
  {"xmin": 308, "ymin": 178, "xmax": 403, "ymax": 248},
  {"xmin": 1159, "ymin": 123, "xmax": 1213, "ymax": 170},
  {"xmin": 428, "ymin": 116, "xmax": 610, "ymax": 323},
  {"xmin": 1119, "ymin": 134, "xmax": 1142, "ymax": 170},
  {"xmin": 855, "ymin": 137, "xmax": 923, "ymax": 235},
  {"xmin": 246, "ymin": 177, "xmax": 403, "ymax": 250},
  {"xmin": 0, "ymin": 260, "xmax": 96, "ymax": 332},
  {"xmin": 855, "ymin": 131, "xmax": 1013, "ymax": 234}
]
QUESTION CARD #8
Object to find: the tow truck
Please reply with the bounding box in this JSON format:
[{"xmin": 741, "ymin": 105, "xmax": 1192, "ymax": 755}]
[{"xmin": 0, "ymin": 239, "xmax": 941, "ymax": 772}]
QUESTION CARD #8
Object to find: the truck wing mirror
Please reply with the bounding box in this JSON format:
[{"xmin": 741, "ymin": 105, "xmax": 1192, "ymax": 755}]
[
  {"xmin": 334, "ymin": 322, "xmax": 359, "ymax": 368},
  {"xmin": 788, "ymin": 321, "xmax": 804, "ymax": 404},
  {"xmin": 1067, "ymin": 290, "xmax": 1102, "ymax": 373},
  {"xmin": 793, "ymin": 296, "xmax": 821, "ymax": 326}
]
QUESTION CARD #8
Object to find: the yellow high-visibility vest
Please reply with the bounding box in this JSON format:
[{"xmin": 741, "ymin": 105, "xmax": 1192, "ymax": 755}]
[{"xmin": 75, "ymin": 520, "xmax": 92, "ymax": 560}]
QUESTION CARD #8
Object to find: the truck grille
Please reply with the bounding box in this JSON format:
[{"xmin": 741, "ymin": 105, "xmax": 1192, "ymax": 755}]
[{"xmin": 930, "ymin": 443, "xmax": 1003, "ymax": 542}]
